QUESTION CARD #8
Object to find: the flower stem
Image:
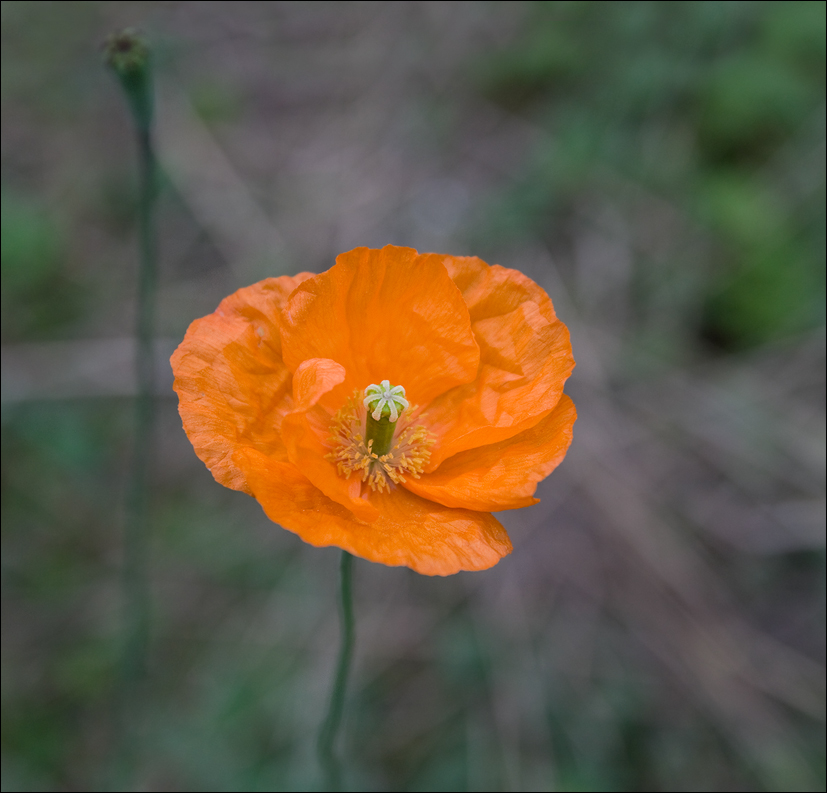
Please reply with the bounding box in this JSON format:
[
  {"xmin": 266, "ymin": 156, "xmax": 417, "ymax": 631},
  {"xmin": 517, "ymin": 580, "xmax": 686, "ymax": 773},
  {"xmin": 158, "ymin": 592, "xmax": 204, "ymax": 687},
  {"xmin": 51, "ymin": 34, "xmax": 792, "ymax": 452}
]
[
  {"xmin": 317, "ymin": 551, "xmax": 355, "ymax": 791},
  {"xmin": 122, "ymin": 101, "xmax": 157, "ymax": 689},
  {"xmin": 105, "ymin": 28, "xmax": 157, "ymax": 769}
]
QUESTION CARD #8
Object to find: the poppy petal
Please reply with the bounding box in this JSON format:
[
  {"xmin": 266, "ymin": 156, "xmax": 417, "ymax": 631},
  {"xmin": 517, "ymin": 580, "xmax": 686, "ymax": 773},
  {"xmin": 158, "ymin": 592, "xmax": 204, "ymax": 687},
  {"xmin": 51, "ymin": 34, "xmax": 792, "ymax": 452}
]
[
  {"xmin": 171, "ymin": 274, "xmax": 313, "ymax": 492},
  {"xmin": 404, "ymin": 394, "xmax": 576, "ymax": 510},
  {"xmin": 235, "ymin": 447, "xmax": 511, "ymax": 576},
  {"xmin": 424, "ymin": 256, "xmax": 575, "ymax": 469},
  {"xmin": 280, "ymin": 245, "xmax": 480, "ymax": 407},
  {"xmin": 281, "ymin": 358, "xmax": 379, "ymax": 522}
]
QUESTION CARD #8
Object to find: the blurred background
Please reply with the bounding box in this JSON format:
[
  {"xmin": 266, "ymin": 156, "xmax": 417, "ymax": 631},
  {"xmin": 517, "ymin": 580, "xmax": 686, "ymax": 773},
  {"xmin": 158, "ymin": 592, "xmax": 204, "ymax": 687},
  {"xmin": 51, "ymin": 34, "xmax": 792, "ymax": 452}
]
[{"xmin": 2, "ymin": 2, "xmax": 825, "ymax": 790}]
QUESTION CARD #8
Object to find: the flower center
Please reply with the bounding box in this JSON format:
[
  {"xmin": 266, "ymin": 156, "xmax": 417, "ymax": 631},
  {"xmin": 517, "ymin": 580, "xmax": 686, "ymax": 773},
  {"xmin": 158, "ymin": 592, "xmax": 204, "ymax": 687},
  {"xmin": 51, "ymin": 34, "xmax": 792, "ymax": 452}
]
[{"xmin": 326, "ymin": 382, "xmax": 433, "ymax": 493}]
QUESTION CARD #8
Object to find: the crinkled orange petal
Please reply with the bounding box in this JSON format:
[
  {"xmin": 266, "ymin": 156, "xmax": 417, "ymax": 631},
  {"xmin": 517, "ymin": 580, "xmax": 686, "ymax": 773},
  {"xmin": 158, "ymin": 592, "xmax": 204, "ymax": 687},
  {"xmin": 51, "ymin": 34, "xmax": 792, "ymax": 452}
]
[
  {"xmin": 171, "ymin": 274, "xmax": 314, "ymax": 493},
  {"xmin": 281, "ymin": 358, "xmax": 378, "ymax": 522},
  {"xmin": 280, "ymin": 245, "xmax": 480, "ymax": 408},
  {"xmin": 423, "ymin": 256, "xmax": 575, "ymax": 470},
  {"xmin": 235, "ymin": 447, "xmax": 512, "ymax": 576},
  {"xmin": 404, "ymin": 394, "xmax": 576, "ymax": 511}
]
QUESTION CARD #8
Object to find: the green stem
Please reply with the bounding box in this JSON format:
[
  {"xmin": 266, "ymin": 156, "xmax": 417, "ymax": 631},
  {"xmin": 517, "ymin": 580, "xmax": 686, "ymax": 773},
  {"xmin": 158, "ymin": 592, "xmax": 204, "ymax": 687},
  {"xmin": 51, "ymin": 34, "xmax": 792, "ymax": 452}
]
[
  {"xmin": 122, "ymin": 114, "xmax": 157, "ymax": 687},
  {"xmin": 317, "ymin": 551, "xmax": 356, "ymax": 791},
  {"xmin": 105, "ymin": 28, "xmax": 157, "ymax": 755}
]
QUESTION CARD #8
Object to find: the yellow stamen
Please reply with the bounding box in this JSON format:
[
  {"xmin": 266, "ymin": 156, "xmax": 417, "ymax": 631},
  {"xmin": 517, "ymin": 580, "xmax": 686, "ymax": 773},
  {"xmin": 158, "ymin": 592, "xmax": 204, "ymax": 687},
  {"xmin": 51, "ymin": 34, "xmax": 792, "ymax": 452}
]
[{"xmin": 326, "ymin": 391, "xmax": 434, "ymax": 493}]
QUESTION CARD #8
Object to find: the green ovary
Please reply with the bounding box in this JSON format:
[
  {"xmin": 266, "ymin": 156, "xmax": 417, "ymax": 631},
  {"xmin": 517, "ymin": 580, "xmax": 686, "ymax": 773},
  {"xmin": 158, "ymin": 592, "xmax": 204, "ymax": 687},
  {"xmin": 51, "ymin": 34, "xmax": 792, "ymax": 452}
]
[{"xmin": 364, "ymin": 380, "xmax": 408, "ymax": 456}]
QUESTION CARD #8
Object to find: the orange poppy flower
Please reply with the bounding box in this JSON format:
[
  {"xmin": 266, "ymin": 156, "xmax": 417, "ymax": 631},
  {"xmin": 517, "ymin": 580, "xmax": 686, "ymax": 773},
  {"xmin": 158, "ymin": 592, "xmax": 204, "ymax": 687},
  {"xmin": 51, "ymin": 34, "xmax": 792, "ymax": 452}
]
[{"xmin": 171, "ymin": 246, "xmax": 576, "ymax": 575}]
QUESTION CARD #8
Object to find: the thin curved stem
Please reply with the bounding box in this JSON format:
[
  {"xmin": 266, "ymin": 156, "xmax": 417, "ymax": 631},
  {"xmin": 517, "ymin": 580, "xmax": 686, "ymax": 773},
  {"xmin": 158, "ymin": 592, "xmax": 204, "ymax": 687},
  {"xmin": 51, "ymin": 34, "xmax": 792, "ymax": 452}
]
[
  {"xmin": 317, "ymin": 551, "xmax": 355, "ymax": 791},
  {"xmin": 105, "ymin": 30, "xmax": 157, "ymax": 786}
]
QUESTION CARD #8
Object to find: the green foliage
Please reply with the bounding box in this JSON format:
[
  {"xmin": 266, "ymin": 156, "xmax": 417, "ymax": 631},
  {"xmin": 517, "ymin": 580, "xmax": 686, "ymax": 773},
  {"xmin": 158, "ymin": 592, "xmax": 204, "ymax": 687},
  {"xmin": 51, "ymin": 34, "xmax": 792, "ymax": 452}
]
[
  {"xmin": 476, "ymin": 0, "xmax": 826, "ymax": 351},
  {"xmin": 1, "ymin": 190, "xmax": 85, "ymax": 340}
]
